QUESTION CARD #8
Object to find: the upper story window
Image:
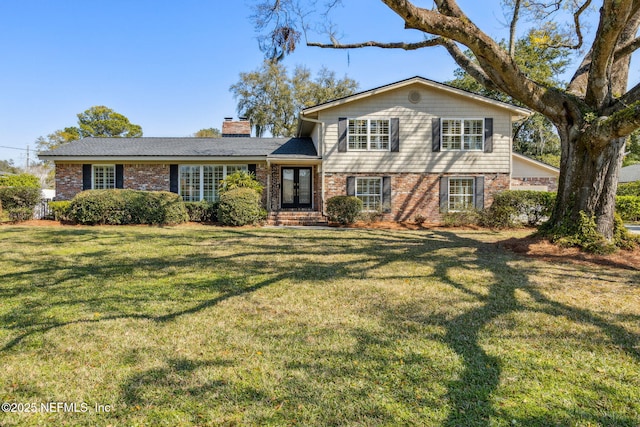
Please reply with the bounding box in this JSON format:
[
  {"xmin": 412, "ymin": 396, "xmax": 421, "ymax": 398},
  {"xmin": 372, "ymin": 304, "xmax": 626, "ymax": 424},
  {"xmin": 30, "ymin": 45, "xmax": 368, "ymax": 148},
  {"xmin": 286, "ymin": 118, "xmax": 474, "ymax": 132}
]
[
  {"xmin": 93, "ymin": 165, "xmax": 115, "ymax": 189},
  {"xmin": 179, "ymin": 164, "xmax": 248, "ymax": 202},
  {"xmin": 348, "ymin": 119, "xmax": 390, "ymax": 151},
  {"xmin": 441, "ymin": 119, "xmax": 484, "ymax": 151}
]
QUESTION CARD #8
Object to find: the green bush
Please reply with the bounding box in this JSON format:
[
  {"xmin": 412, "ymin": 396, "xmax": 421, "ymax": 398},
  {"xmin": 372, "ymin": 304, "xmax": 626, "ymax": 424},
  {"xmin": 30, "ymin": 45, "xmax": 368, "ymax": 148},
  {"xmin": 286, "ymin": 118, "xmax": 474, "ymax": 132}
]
[
  {"xmin": 326, "ymin": 196, "xmax": 363, "ymax": 225},
  {"xmin": 48, "ymin": 201, "xmax": 72, "ymax": 221},
  {"xmin": 184, "ymin": 201, "xmax": 218, "ymax": 222},
  {"xmin": 0, "ymin": 173, "xmax": 40, "ymax": 188},
  {"xmin": 219, "ymin": 171, "xmax": 264, "ymax": 194},
  {"xmin": 442, "ymin": 210, "xmax": 482, "ymax": 227},
  {"xmin": 615, "ymin": 195, "xmax": 640, "ymax": 221},
  {"xmin": 69, "ymin": 189, "xmax": 188, "ymax": 225},
  {"xmin": 617, "ymin": 181, "xmax": 640, "ymax": 196},
  {"xmin": 8, "ymin": 207, "xmax": 34, "ymax": 222},
  {"xmin": 0, "ymin": 186, "xmax": 41, "ymax": 222},
  {"xmin": 483, "ymin": 190, "xmax": 556, "ymax": 228},
  {"xmin": 217, "ymin": 187, "xmax": 266, "ymax": 226}
]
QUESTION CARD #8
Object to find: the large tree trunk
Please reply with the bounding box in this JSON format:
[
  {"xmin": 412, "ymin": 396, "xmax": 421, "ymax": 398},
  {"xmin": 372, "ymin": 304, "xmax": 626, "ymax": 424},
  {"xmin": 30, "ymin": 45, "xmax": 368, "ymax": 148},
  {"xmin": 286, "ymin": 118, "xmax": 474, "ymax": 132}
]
[{"xmin": 550, "ymin": 126, "xmax": 626, "ymax": 241}]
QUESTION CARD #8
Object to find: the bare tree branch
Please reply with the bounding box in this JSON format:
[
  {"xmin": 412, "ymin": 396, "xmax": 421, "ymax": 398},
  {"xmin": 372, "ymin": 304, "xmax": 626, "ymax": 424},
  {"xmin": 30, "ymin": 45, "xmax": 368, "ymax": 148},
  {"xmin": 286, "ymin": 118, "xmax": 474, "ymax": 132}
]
[
  {"xmin": 509, "ymin": 0, "xmax": 522, "ymax": 58},
  {"xmin": 585, "ymin": 0, "xmax": 635, "ymax": 108},
  {"xmin": 307, "ymin": 37, "xmax": 447, "ymax": 50}
]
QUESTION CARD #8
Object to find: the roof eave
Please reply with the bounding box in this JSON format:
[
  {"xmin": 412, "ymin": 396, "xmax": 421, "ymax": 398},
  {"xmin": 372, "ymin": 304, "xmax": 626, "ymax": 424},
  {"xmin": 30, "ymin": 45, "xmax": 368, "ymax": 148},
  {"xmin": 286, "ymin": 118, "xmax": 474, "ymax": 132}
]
[{"xmin": 301, "ymin": 76, "xmax": 532, "ymax": 119}]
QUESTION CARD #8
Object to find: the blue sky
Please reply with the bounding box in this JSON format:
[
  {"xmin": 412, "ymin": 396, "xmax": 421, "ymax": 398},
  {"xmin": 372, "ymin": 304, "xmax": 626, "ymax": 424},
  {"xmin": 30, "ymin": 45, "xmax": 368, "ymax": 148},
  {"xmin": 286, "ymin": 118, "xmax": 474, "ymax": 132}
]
[{"xmin": 0, "ymin": 0, "xmax": 604, "ymax": 166}]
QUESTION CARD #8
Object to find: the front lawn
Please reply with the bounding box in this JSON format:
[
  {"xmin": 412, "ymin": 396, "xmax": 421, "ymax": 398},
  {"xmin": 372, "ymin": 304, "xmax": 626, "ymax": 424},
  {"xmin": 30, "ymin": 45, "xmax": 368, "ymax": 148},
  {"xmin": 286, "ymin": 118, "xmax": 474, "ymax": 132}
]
[{"xmin": 0, "ymin": 225, "xmax": 638, "ymax": 426}]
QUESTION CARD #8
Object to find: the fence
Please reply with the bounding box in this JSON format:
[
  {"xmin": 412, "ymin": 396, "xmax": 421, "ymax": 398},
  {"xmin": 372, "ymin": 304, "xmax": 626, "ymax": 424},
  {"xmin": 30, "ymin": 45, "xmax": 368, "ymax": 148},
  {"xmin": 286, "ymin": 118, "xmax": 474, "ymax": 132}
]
[{"xmin": 33, "ymin": 199, "xmax": 52, "ymax": 220}]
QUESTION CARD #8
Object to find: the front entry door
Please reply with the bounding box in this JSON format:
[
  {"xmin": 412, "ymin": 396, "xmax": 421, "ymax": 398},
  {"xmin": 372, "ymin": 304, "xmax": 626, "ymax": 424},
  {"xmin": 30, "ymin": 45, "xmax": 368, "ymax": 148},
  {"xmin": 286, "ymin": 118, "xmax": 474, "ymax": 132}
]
[{"xmin": 281, "ymin": 167, "xmax": 312, "ymax": 209}]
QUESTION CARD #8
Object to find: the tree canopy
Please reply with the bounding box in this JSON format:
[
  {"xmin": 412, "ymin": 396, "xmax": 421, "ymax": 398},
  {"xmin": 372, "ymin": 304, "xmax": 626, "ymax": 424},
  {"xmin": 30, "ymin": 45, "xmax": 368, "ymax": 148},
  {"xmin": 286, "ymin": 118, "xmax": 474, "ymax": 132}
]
[
  {"xmin": 230, "ymin": 61, "xmax": 358, "ymax": 137},
  {"xmin": 446, "ymin": 27, "xmax": 570, "ymax": 166},
  {"xmin": 252, "ymin": 0, "xmax": 640, "ymax": 246},
  {"xmin": 36, "ymin": 106, "xmax": 142, "ymax": 152},
  {"xmin": 193, "ymin": 128, "xmax": 221, "ymax": 138}
]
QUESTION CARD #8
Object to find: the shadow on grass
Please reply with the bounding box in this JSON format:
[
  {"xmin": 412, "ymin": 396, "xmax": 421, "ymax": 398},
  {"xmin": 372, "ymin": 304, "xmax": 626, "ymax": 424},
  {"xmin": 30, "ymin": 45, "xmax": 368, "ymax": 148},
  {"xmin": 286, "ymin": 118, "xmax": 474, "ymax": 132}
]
[{"xmin": 1, "ymin": 226, "xmax": 639, "ymax": 426}]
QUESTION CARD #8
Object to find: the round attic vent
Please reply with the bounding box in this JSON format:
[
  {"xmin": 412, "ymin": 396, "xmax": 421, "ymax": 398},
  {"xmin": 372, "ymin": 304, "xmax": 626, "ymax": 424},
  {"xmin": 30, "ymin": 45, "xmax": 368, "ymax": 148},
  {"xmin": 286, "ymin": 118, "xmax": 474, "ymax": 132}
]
[{"xmin": 408, "ymin": 90, "xmax": 421, "ymax": 104}]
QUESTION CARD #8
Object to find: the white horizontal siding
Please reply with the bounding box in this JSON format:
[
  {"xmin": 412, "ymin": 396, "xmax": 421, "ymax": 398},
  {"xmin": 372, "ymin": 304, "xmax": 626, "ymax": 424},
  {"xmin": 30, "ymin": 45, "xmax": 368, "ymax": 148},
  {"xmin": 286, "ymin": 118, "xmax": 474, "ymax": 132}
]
[{"xmin": 317, "ymin": 84, "xmax": 513, "ymax": 174}]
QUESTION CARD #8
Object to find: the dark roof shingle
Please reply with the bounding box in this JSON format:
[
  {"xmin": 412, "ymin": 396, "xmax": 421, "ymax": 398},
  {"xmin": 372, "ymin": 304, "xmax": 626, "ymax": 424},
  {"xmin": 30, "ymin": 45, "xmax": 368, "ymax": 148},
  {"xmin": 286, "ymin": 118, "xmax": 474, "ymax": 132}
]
[{"xmin": 38, "ymin": 137, "xmax": 318, "ymax": 159}]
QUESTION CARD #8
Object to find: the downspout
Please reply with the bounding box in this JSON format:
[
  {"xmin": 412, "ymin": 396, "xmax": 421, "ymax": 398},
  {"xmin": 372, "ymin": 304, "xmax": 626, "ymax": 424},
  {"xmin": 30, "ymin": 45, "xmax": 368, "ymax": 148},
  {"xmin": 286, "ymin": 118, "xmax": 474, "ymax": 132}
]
[
  {"xmin": 298, "ymin": 114, "xmax": 325, "ymax": 215},
  {"xmin": 266, "ymin": 158, "xmax": 272, "ymax": 212}
]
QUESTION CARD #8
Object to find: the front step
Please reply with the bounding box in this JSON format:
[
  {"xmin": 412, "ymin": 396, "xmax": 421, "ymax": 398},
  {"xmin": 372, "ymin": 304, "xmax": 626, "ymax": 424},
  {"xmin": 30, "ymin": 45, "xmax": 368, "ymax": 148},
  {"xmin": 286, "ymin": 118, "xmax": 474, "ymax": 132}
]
[{"xmin": 266, "ymin": 211, "xmax": 328, "ymax": 226}]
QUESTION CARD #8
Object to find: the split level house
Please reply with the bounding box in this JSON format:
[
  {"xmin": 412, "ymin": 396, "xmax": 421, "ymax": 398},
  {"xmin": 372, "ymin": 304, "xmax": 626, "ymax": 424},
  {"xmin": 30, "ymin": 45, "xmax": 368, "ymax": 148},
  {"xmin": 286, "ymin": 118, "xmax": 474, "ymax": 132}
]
[{"xmin": 39, "ymin": 77, "xmax": 559, "ymax": 225}]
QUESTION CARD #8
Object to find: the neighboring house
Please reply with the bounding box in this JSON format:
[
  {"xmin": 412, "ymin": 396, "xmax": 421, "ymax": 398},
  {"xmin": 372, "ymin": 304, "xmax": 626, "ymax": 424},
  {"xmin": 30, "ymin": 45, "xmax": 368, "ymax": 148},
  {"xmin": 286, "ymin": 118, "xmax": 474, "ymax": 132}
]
[
  {"xmin": 39, "ymin": 76, "xmax": 535, "ymax": 224},
  {"xmin": 511, "ymin": 152, "xmax": 559, "ymax": 191},
  {"xmin": 619, "ymin": 164, "xmax": 640, "ymax": 183}
]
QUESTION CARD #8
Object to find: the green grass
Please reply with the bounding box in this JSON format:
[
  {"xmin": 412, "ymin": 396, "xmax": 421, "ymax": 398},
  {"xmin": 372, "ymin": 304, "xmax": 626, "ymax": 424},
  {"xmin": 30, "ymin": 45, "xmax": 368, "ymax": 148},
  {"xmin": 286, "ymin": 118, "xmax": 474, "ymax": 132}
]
[{"xmin": 0, "ymin": 224, "xmax": 638, "ymax": 426}]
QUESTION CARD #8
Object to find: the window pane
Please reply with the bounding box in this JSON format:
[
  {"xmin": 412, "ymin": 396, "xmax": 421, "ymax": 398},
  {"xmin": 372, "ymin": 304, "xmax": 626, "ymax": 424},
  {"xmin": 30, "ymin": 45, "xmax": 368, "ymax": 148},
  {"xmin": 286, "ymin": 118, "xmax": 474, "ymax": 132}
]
[
  {"xmin": 93, "ymin": 165, "xmax": 115, "ymax": 190},
  {"xmin": 180, "ymin": 165, "xmax": 201, "ymax": 202},
  {"xmin": 448, "ymin": 178, "xmax": 474, "ymax": 211},
  {"xmin": 203, "ymin": 166, "xmax": 215, "ymax": 202},
  {"xmin": 356, "ymin": 178, "xmax": 382, "ymax": 211}
]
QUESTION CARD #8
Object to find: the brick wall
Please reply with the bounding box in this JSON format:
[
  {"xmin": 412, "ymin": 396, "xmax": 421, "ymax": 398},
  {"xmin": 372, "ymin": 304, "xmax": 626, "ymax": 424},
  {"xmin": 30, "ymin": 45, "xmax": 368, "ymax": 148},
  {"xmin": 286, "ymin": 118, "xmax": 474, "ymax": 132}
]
[
  {"xmin": 55, "ymin": 164, "xmax": 83, "ymax": 200},
  {"xmin": 124, "ymin": 164, "xmax": 170, "ymax": 191},
  {"xmin": 324, "ymin": 172, "xmax": 510, "ymax": 223}
]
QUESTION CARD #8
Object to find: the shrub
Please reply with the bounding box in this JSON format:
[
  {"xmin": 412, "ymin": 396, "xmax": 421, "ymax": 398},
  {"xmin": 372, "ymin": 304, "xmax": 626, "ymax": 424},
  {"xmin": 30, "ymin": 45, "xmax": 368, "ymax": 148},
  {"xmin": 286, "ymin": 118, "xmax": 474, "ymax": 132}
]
[
  {"xmin": 617, "ymin": 181, "xmax": 640, "ymax": 196},
  {"xmin": 0, "ymin": 186, "xmax": 41, "ymax": 222},
  {"xmin": 184, "ymin": 201, "xmax": 218, "ymax": 222},
  {"xmin": 442, "ymin": 210, "xmax": 482, "ymax": 227},
  {"xmin": 69, "ymin": 190, "xmax": 188, "ymax": 225},
  {"xmin": 483, "ymin": 190, "xmax": 556, "ymax": 228},
  {"xmin": 0, "ymin": 173, "xmax": 40, "ymax": 188},
  {"xmin": 48, "ymin": 201, "xmax": 72, "ymax": 221},
  {"xmin": 326, "ymin": 196, "xmax": 362, "ymax": 225},
  {"xmin": 219, "ymin": 171, "xmax": 264, "ymax": 194},
  {"xmin": 8, "ymin": 207, "xmax": 34, "ymax": 222},
  {"xmin": 615, "ymin": 195, "xmax": 640, "ymax": 222},
  {"xmin": 217, "ymin": 187, "xmax": 266, "ymax": 226}
]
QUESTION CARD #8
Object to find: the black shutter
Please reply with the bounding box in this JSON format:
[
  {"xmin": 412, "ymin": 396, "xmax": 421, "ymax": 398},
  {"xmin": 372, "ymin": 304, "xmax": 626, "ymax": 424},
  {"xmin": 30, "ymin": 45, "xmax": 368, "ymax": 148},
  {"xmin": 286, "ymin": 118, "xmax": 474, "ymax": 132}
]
[
  {"xmin": 439, "ymin": 176, "xmax": 449, "ymax": 213},
  {"xmin": 346, "ymin": 176, "xmax": 356, "ymax": 196},
  {"xmin": 338, "ymin": 117, "xmax": 348, "ymax": 152},
  {"xmin": 115, "ymin": 164, "xmax": 124, "ymax": 189},
  {"xmin": 169, "ymin": 164, "xmax": 179, "ymax": 193},
  {"xmin": 432, "ymin": 118, "xmax": 441, "ymax": 152},
  {"xmin": 248, "ymin": 164, "xmax": 257, "ymax": 175},
  {"xmin": 484, "ymin": 118, "xmax": 494, "ymax": 153},
  {"xmin": 382, "ymin": 176, "xmax": 392, "ymax": 213},
  {"xmin": 475, "ymin": 176, "xmax": 485, "ymax": 210},
  {"xmin": 82, "ymin": 164, "xmax": 92, "ymax": 190},
  {"xmin": 390, "ymin": 118, "xmax": 400, "ymax": 152}
]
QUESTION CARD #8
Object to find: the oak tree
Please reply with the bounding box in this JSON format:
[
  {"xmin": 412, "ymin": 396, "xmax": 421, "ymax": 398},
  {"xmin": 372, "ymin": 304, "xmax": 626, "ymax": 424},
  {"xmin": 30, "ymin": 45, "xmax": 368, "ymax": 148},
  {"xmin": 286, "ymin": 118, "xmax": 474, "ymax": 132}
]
[{"xmin": 253, "ymin": 0, "xmax": 640, "ymax": 244}]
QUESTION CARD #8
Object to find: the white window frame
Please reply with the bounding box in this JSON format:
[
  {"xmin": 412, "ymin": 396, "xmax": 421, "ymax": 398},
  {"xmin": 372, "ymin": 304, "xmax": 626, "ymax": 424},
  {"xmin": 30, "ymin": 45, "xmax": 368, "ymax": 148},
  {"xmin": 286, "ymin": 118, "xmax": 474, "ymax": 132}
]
[
  {"xmin": 448, "ymin": 177, "xmax": 475, "ymax": 212},
  {"xmin": 355, "ymin": 177, "xmax": 383, "ymax": 211},
  {"xmin": 441, "ymin": 118, "xmax": 484, "ymax": 151},
  {"xmin": 347, "ymin": 119, "xmax": 391, "ymax": 152},
  {"xmin": 92, "ymin": 165, "xmax": 116, "ymax": 190},
  {"xmin": 179, "ymin": 164, "xmax": 248, "ymax": 202}
]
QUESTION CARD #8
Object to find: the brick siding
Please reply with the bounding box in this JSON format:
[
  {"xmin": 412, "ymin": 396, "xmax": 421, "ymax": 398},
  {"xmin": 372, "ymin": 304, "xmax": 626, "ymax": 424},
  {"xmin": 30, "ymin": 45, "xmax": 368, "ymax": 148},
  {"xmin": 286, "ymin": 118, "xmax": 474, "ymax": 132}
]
[
  {"xmin": 54, "ymin": 164, "xmax": 84, "ymax": 201},
  {"xmin": 324, "ymin": 172, "xmax": 510, "ymax": 222}
]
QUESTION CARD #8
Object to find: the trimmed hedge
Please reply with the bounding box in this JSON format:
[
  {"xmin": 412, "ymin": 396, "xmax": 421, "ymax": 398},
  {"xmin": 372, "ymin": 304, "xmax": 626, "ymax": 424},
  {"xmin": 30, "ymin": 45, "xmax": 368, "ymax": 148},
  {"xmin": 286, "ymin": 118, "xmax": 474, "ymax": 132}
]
[
  {"xmin": 184, "ymin": 201, "xmax": 218, "ymax": 222},
  {"xmin": 0, "ymin": 173, "xmax": 40, "ymax": 188},
  {"xmin": 217, "ymin": 188, "xmax": 266, "ymax": 226},
  {"xmin": 326, "ymin": 196, "xmax": 363, "ymax": 225},
  {"xmin": 616, "ymin": 195, "xmax": 640, "ymax": 222},
  {"xmin": 48, "ymin": 201, "xmax": 72, "ymax": 221},
  {"xmin": 69, "ymin": 189, "xmax": 188, "ymax": 225},
  {"xmin": 483, "ymin": 190, "xmax": 556, "ymax": 228},
  {"xmin": 0, "ymin": 186, "xmax": 41, "ymax": 222},
  {"xmin": 617, "ymin": 181, "xmax": 640, "ymax": 197}
]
